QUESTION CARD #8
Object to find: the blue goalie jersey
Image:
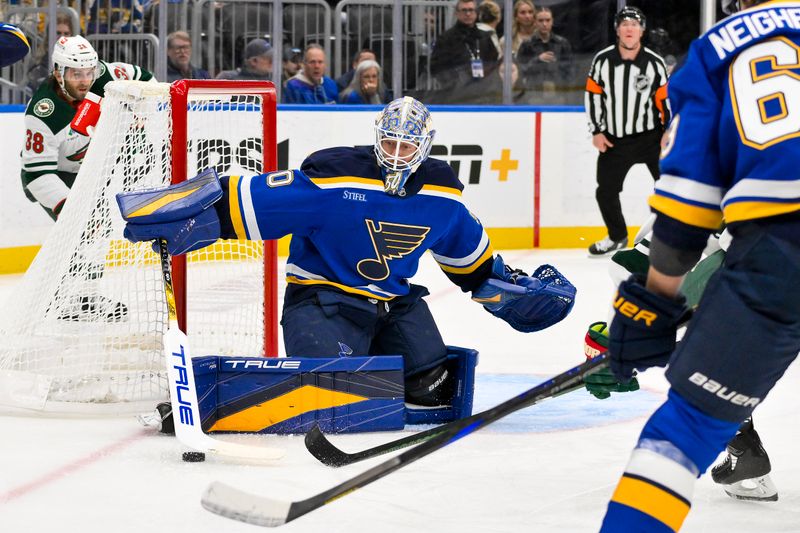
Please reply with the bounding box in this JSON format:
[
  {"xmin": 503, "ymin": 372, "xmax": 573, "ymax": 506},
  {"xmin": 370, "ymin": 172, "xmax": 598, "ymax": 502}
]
[
  {"xmin": 651, "ymin": 2, "xmax": 800, "ymax": 248},
  {"xmin": 220, "ymin": 146, "xmax": 494, "ymax": 300}
]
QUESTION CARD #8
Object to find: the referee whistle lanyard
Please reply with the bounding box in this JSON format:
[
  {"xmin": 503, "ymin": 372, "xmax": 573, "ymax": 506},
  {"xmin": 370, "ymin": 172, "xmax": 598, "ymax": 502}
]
[{"xmin": 466, "ymin": 40, "xmax": 484, "ymax": 78}]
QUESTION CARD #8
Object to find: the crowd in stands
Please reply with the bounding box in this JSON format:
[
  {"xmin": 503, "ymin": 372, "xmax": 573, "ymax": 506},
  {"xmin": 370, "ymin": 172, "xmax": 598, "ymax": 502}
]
[{"xmin": 1, "ymin": 0, "xmax": 697, "ymax": 106}]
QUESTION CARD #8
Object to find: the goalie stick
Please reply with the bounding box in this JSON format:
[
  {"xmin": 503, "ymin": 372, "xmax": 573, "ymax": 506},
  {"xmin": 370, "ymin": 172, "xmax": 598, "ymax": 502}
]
[
  {"xmin": 157, "ymin": 238, "xmax": 284, "ymax": 463},
  {"xmin": 200, "ymin": 353, "xmax": 609, "ymax": 527},
  {"xmin": 305, "ymin": 381, "xmax": 586, "ymax": 467}
]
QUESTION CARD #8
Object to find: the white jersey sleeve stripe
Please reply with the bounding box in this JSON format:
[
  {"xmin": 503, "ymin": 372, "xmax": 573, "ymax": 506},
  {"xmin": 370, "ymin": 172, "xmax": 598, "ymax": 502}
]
[{"xmin": 430, "ymin": 229, "xmax": 490, "ymax": 267}]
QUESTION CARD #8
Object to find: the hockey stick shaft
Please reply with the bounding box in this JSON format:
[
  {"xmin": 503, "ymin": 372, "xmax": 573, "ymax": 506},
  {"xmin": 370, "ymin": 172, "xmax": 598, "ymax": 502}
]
[
  {"xmin": 305, "ymin": 379, "xmax": 586, "ymax": 467},
  {"xmin": 202, "ymin": 354, "xmax": 609, "ymax": 526},
  {"xmin": 157, "ymin": 239, "xmax": 284, "ymax": 462}
]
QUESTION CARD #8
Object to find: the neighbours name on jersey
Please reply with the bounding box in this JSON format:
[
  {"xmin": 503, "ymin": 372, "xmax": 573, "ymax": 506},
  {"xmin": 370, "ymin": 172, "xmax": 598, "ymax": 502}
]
[{"xmin": 709, "ymin": 6, "xmax": 800, "ymax": 60}]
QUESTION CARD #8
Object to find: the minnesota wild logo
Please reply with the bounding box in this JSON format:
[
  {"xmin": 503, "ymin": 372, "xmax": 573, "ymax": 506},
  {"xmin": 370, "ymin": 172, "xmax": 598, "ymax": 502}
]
[
  {"xmin": 356, "ymin": 219, "xmax": 429, "ymax": 281},
  {"xmin": 33, "ymin": 98, "xmax": 54, "ymax": 118}
]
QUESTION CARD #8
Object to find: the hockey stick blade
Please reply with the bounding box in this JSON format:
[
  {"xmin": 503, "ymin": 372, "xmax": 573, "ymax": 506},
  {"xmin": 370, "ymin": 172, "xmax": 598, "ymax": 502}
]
[
  {"xmin": 201, "ymin": 354, "xmax": 609, "ymax": 527},
  {"xmin": 305, "ymin": 380, "xmax": 586, "ymax": 467},
  {"xmin": 158, "ymin": 239, "xmax": 284, "ymax": 463}
]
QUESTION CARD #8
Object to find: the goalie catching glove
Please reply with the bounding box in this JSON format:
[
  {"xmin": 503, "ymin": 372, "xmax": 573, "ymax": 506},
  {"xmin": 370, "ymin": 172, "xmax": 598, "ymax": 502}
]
[
  {"xmin": 116, "ymin": 168, "xmax": 222, "ymax": 255},
  {"xmin": 583, "ymin": 321, "xmax": 638, "ymax": 399},
  {"xmin": 471, "ymin": 255, "xmax": 575, "ymax": 332}
]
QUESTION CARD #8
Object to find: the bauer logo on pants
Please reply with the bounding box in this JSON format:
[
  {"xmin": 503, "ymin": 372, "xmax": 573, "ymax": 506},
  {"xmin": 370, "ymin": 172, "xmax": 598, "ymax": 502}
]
[{"xmin": 688, "ymin": 372, "xmax": 760, "ymax": 408}]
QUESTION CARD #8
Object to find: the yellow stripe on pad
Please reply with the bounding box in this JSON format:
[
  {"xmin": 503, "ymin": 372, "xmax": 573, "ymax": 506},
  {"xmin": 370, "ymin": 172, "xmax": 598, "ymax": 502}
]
[
  {"xmin": 127, "ymin": 188, "xmax": 199, "ymax": 218},
  {"xmin": 209, "ymin": 385, "xmax": 368, "ymax": 432},
  {"xmin": 611, "ymin": 475, "xmax": 690, "ymax": 533}
]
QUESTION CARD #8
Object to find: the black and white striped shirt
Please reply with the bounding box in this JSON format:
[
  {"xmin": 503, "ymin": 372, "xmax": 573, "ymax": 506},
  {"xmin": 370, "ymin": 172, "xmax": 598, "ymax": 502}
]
[{"xmin": 585, "ymin": 45, "xmax": 670, "ymax": 138}]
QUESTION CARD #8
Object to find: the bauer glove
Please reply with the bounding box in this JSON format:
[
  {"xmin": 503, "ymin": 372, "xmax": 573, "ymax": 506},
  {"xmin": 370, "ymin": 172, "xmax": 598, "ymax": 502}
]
[{"xmin": 609, "ymin": 275, "xmax": 691, "ymax": 382}]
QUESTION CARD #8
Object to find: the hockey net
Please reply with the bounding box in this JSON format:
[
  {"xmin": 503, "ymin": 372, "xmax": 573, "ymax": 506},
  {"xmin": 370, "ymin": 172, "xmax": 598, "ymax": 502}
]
[{"xmin": 0, "ymin": 80, "xmax": 279, "ymax": 414}]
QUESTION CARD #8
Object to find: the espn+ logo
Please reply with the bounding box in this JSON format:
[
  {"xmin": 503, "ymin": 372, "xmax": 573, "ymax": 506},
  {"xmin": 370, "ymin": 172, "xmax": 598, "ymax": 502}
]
[{"xmin": 192, "ymin": 139, "xmax": 493, "ymax": 184}]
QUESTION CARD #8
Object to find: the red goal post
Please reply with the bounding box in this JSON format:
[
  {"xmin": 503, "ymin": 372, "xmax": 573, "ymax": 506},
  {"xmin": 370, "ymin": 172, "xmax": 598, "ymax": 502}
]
[{"xmin": 169, "ymin": 80, "xmax": 279, "ymax": 357}]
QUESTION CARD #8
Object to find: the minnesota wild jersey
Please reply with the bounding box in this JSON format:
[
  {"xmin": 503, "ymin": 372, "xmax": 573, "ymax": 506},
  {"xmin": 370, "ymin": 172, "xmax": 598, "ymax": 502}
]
[
  {"xmin": 221, "ymin": 146, "xmax": 495, "ymax": 300},
  {"xmin": 21, "ymin": 60, "xmax": 154, "ymax": 216}
]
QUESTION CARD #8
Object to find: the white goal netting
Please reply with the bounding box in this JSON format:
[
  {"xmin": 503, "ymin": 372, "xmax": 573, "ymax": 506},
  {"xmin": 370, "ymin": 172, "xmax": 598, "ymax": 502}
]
[{"xmin": 0, "ymin": 80, "xmax": 276, "ymax": 414}]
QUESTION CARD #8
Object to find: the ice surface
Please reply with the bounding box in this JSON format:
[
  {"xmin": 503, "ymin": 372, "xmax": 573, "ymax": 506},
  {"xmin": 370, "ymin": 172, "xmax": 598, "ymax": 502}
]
[{"xmin": 1, "ymin": 249, "xmax": 798, "ymax": 532}]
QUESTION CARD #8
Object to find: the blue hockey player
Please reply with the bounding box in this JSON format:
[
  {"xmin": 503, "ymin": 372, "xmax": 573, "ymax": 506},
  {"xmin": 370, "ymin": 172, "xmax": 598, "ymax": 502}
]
[
  {"xmin": 599, "ymin": 1, "xmax": 800, "ymax": 530},
  {"xmin": 117, "ymin": 96, "xmax": 575, "ymax": 414}
]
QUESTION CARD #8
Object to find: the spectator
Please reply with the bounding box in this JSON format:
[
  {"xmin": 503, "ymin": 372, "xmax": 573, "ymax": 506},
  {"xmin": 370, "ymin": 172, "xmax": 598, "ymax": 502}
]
[
  {"xmin": 26, "ymin": 13, "xmax": 74, "ymax": 93},
  {"xmin": 429, "ymin": 0, "xmax": 498, "ymax": 100},
  {"xmin": 516, "ymin": 7, "xmax": 573, "ymax": 103},
  {"xmin": 283, "ymin": 44, "xmax": 338, "ymax": 104},
  {"xmin": 476, "ymin": 1, "xmax": 502, "ymax": 57},
  {"xmin": 647, "ymin": 27, "xmax": 679, "ymax": 75},
  {"xmin": 216, "ymin": 38, "xmax": 273, "ymax": 81},
  {"xmin": 87, "ymin": 0, "xmax": 145, "ymax": 34},
  {"xmin": 166, "ymin": 31, "xmax": 209, "ymax": 82},
  {"xmin": 281, "ymin": 47, "xmax": 302, "ymax": 88},
  {"xmin": 499, "ymin": 0, "xmax": 536, "ymax": 57},
  {"xmin": 584, "ymin": 7, "xmax": 669, "ymax": 256},
  {"xmin": 339, "ymin": 59, "xmax": 387, "ymax": 104},
  {"xmin": 335, "ymin": 48, "xmax": 377, "ymax": 92}
]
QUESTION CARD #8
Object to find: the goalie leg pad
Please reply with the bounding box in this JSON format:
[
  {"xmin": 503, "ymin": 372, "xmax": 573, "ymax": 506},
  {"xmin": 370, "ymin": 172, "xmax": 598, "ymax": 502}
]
[
  {"xmin": 405, "ymin": 346, "xmax": 478, "ymax": 425},
  {"xmin": 193, "ymin": 355, "xmax": 406, "ymax": 434}
]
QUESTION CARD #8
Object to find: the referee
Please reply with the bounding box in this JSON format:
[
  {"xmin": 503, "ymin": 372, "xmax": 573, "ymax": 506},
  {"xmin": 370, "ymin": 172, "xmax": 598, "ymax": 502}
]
[{"xmin": 584, "ymin": 6, "xmax": 670, "ymax": 257}]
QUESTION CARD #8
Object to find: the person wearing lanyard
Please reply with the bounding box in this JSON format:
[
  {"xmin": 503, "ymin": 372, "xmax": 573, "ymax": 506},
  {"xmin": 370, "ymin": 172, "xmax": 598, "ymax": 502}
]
[{"xmin": 430, "ymin": 0, "xmax": 498, "ymax": 102}]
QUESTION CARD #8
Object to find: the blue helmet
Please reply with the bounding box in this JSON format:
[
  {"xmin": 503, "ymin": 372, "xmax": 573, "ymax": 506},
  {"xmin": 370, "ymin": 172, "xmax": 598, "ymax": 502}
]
[{"xmin": 374, "ymin": 96, "xmax": 435, "ymax": 196}]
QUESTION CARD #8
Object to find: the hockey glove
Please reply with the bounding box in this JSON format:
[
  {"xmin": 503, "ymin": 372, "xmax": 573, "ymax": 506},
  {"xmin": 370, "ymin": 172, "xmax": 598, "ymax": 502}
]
[
  {"xmin": 116, "ymin": 168, "xmax": 222, "ymax": 255},
  {"xmin": 71, "ymin": 92, "xmax": 102, "ymax": 137},
  {"xmin": 471, "ymin": 255, "xmax": 576, "ymax": 332},
  {"xmin": 583, "ymin": 321, "xmax": 638, "ymax": 399},
  {"xmin": 609, "ymin": 275, "xmax": 691, "ymax": 382}
]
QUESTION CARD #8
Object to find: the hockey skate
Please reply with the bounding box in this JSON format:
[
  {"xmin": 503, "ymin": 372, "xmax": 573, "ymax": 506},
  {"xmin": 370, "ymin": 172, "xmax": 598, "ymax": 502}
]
[
  {"xmin": 57, "ymin": 294, "xmax": 129, "ymax": 322},
  {"xmin": 711, "ymin": 418, "xmax": 778, "ymax": 501},
  {"xmin": 588, "ymin": 236, "xmax": 628, "ymax": 257}
]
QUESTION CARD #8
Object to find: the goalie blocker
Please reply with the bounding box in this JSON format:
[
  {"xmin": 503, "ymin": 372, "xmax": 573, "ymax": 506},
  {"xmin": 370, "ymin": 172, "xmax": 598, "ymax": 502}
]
[{"xmin": 158, "ymin": 347, "xmax": 477, "ymax": 434}]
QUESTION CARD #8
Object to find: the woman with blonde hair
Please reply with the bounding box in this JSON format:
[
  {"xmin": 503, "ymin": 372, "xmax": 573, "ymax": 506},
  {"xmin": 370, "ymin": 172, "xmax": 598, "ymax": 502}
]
[
  {"xmin": 499, "ymin": 0, "xmax": 536, "ymax": 56},
  {"xmin": 339, "ymin": 59, "xmax": 387, "ymax": 104}
]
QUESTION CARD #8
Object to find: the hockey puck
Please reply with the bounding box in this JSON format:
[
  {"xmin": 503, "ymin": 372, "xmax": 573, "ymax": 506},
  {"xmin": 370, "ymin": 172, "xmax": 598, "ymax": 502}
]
[{"xmin": 182, "ymin": 451, "xmax": 206, "ymax": 462}]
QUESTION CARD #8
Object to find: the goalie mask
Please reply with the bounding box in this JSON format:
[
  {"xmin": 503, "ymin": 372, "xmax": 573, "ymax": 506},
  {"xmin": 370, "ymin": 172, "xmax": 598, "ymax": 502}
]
[
  {"xmin": 52, "ymin": 35, "xmax": 98, "ymax": 96},
  {"xmin": 374, "ymin": 96, "xmax": 435, "ymax": 196}
]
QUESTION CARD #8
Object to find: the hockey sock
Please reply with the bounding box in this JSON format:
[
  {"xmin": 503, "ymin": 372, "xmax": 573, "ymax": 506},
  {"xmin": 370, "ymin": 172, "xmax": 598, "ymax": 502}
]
[{"xmin": 600, "ymin": 391, "xmax": 740, "ymax": 532}]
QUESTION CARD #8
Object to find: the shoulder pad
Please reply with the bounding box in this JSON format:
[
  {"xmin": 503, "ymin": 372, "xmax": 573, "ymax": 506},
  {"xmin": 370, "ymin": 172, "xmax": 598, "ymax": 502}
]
[
  {"xmin": 416, "ymin": 157, "xmax": 463, "ymax": 192},
  {"xmin": 301, "ymin": 146, "xmax": 381, "ymax": 179}
]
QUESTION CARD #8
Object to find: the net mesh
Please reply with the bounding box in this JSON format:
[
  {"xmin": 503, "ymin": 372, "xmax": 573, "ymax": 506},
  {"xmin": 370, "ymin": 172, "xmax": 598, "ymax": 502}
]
[{"xmin": 0, "ymin": 81, "xmax": 272, "ymax": 414}]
